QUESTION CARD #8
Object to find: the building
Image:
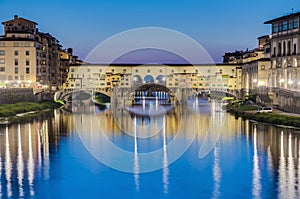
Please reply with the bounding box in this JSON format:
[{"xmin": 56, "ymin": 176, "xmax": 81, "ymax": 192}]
[
  {"xmin": 0, "ymin": 15, "xmax": 77, "ymax": 89},
  {"xmin": 0, "ymin": 15, "xmax": 41, "ymax": 88},
  {"xmin": 264, "ymin": 11, "xmax": 300, "ymax": 90},
  {"xmin": 240, "ymin": 37, "xmax": 271, "ymax": 97}
]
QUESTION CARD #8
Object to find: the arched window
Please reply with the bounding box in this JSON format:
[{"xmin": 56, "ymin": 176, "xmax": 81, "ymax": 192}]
[
  {"xmin": 287, "ymin": 41, "xmax": 291, "ymax": 55},
  {"xmin": 283, "ymin": 41, "xmax": 286, "ymax": 56},
  {"xmin": 132, "ymin": 75, "xmax": 142, "ymax": 85},
  {"xmin": 144, "ymin": 75, "xmax": 154, "ymax": 84},
  {"xmin": 278, "ymin": 42, "xmax": 282, "ymax": 56}
]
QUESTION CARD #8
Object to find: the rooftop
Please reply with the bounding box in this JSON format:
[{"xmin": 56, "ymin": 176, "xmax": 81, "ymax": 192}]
[
  {"xmin": 2, "ymin": 15, "xmax": 37, "ymax": 25},
  {"xmin": 264, "ymin": 11, "xmax": 300, "ymax": 24}
]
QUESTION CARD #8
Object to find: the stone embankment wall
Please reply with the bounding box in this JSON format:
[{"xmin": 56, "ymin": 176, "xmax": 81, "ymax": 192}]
[
  {"xmin": 0, "ymin": 88, "xmax": 54, "ymax": 104},
  {"xmin": 259, "ymin": 88, "xmax": 300, "ymax": 114},
  {"xmin": 277, "ymin": 89, "xmax": 300, "ymax": 114}
]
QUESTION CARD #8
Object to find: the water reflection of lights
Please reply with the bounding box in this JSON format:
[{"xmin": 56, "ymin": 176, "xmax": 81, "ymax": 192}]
[
  {"xmin": 278, "ymin": 131, "xmax": 286, "ymax": 199},
  {"xmin": 162, "ymin": 115, "xmax": 169, "ymax": 194},
  {"xmin": 252, "ymin": 125, "xmax": 261, "ymax": 199},
  {"xmin": 28, "ymin": 123, "xmax": 35, "ymax": 197},
  {"xmin": 17, "ymin": 124, "xmax": 24, "ymax": 197},
  {"xmin": 0, "ymin": 140, "xmax": 2, "ymax": 198},
  {"xmin": 133, "ymin": 116, "xmax": 140, "ymax": 191},
  {"xmin": 199, "ymin": 101, "xmax": 225, "ymax": 159},
  {"xmin": 5, "ymin": 126, "xmax": 12, "ymax": 198},
  {"xmin": 212, "ymin": 146, "xmax": 221, "ymax": 199},
  {"xmin": 287, "ymin": 133, "xmax": 296, "ymax": 199}
]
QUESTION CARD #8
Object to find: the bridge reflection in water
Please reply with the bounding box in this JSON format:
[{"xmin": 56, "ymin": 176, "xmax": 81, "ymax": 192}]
[{"xmin": 1, "ymin": 102, "xmax": 300, "ymax": 197}]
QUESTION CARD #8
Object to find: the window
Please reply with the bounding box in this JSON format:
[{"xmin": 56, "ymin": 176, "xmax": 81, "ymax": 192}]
[
  {"xmin": 13, "ymin": 42, "xmax": 19, "ymax": 47},
  {"xmin": 0, "ymin": 50, "xmax": 5, "ymax": 55},
  {"xmin": 261, "ymin": 65, "xmax": 265, "ymax": 70},
  {"xmin": 283, "ymin": 21, "xmax": 288, "ymax": 31},
  {"xmin": 15, "ymin": 67, "xmax": 18, "ymax": 74},
  {"xmin": 272, "ymin": 23, "xmax": 278, "ymax": 33},
  {"xmin": 71, "ymin": 68, "xmax": 74, "ymax": 72},
  {"xmin": 25, "ymin": 42, "xmax": 30, "ymax": 47},
  {"xmin": 42, "ymin": 60, "xmax": 46, "ymax": 65},
  {"xmin": 15, "ymin": 59, "xmax": 18, "ymax": 66},
  {"xmin": 26, "ymin": 68, "xmax": 30, "ymax": 74},
  {"xmin": 294, "ymin": 44, "xmax": 297, "ymax": 55},
  {"xmin": 0, "ymin": 42, "xmax": 5, "ymax": 47},
  {"xmin": 147, "ymin": 69, "xmax": 150, "ymax": 73},
  {"xmin": 99, "ymin": 69, "xmax": 102, "ymax": 73},
  {"xmin": 26, "ymin": 51, "xmax": 30, "ymax": 56},
  {"xmin": 0, "ymin": 59, "xmax": 5, "ymax": 64},
  {"xmin": 0, "ymin": 67, "xmax": 5, "ymax": 72},
  {"xmin": 208, "ymin": 69, "xmax": 210, "ymax": 73},
  {"xmin": 135, "ymin": 69, "xmax": 138, "ymax": 73},
  {"xmin": 123, "ymin": 69, "xmax": 126, "ymax": 73},
  {"xmin": 87, "ymin": 69, "xmax": 90, "ymax": 72},
  {"xmin": 183, "ymin": 70, "xmax": 186, "ymax": 73},
  {"xmin": 294, "ymin": 18, "xmax": 299, "ymax": 29},
  {"xmin": 278, "ymin": 22, "xmax": 283, "ymax": 31},
  {"xmin": 0, "ymin": 75, "xmax": 5, "ymax": 80},
  {"xmin": 20, "ymin": 75, "xmax": 24, "ymax": 80},
  {"xmin": 273, "ymin": 47, "xmax": 276, "ymax": 56},
  {"xmin": 15, "ymin": 50, "xmax": 18, "ymax": 56},
  {"xmin": 15, "ymin": 76, "xmax": 18, "ymax": 80}
]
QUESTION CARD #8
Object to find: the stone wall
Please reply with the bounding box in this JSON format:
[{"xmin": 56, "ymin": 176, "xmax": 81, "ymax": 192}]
[
  {"xmin": 0, "ymin": 88, "xmax": 55, "ymax": 104},
  {"xmin": 0, "ymin": 88, "xmax": 37, "ymax": 104}
]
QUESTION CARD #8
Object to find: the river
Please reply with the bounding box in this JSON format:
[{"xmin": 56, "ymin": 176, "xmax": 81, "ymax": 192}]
[{"xmin": 0, "ymin": 100, "xmax": 299, "ymax": 198}]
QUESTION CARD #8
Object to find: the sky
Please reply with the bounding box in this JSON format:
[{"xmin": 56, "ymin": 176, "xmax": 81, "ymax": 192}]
[{"xmin": 0, "ymin": 0, "xmax": 299, "ymax": 63}]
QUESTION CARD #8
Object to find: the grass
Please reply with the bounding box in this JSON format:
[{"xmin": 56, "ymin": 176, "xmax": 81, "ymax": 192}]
[
  {"xmin": 228, "ymin": 107, "xmax": 300, "ymax": 128},
  {"xmin": 0, "ymin": 101, "xmax": 62, "ymax": 117}
]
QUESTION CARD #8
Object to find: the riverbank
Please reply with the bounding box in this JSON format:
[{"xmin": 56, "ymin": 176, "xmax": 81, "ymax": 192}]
[
  {"xmin": 0, "ymin": 101, "xmax": 62, "ymax": 118},
  {"xmin": 227, "ymin": 105, "xmax": 300, "ymax": 128}
]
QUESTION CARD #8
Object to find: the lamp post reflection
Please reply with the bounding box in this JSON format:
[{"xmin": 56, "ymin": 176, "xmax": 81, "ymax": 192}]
[
  {"xmin": 212, "ymin": 146, "xmax": 221, "ymax": 199},
  {"xmin": 252, "ymin": 125, "xmax": 261, "ymax": 199},
  {"xmin": 133, "ymin": 116, "xmax": 140, "ymax": 191},
  {"xmin": 5, "ymin": 126, "xmax": 12, "ymax": 198},
  {"xmin": 28, "ymin": 123, "xmax": 35, "ymax": 197},
  {"xmin": 162, "ymin": 115, "xmax": 169, "ymax": 194},
  {"xmin": 17, "ymin": 124, "xmax": 24, "ymax": 197},
  {"xmin": 278, "ymin": 131, "xmax": 286, "ymax": 198}
]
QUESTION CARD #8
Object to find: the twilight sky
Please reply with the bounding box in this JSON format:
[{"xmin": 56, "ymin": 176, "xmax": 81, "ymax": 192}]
[{"xmin": 0, "ymin": 0, "xmax": 299, "ymax": 63}]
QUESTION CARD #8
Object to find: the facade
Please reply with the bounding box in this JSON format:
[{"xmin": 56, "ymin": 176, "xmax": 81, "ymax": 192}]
[
  {"xmin": 0, "ymin": 15, "xmax": 77, "ymax": 89},
  {"xmin": 64, "ymin": 64, "xmax": 242, "ymax": 97},
  {"xmin": 0, "ymin": 15, "xmax": 41, "ymax": 88},
  {"xmin": 264, "ymin": 12, "xmax": 300, "ymax": 90}
]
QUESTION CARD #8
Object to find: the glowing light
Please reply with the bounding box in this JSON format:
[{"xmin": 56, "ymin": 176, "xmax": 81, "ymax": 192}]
[
  {"xmin": 288, "ymin": 80, "xmax": 293, "ymax": 85},
  {"xmin": 253, "ymin": 79, "xmax": 258, "ymax": 83},
  {"xmin": 4, "ymin": 80, "xmax": 9, "ymax": 84},
  {"xmin": 257, "ymin": 81, "xmax": 265, "ymax": 86},
  {"xmin": 280, "ymin": 79, "xmax": 285, "ymax": 83},
  {"xmin": 17, "ymin": 80, "xmax": 21, "ymax": 84}
]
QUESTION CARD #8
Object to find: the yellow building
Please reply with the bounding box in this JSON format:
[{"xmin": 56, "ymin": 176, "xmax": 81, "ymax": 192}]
[{"xmin": 0, "ymin": 15, "xmax": 40, "ymax": 87}]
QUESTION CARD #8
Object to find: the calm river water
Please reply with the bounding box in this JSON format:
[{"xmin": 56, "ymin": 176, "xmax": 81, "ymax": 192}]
[{"xmin": 0, "ymin": 100, "xmax": 300, "ymax": 199}]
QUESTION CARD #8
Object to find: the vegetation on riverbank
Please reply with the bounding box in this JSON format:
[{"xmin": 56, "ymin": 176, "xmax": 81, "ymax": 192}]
[
  {"xmin": 0, "ymin": 101, "xmax": 62, "ymax": 117},
  {"xmin": 227, "ymin": 105, "xmax": 300, "ymax": 128}
]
